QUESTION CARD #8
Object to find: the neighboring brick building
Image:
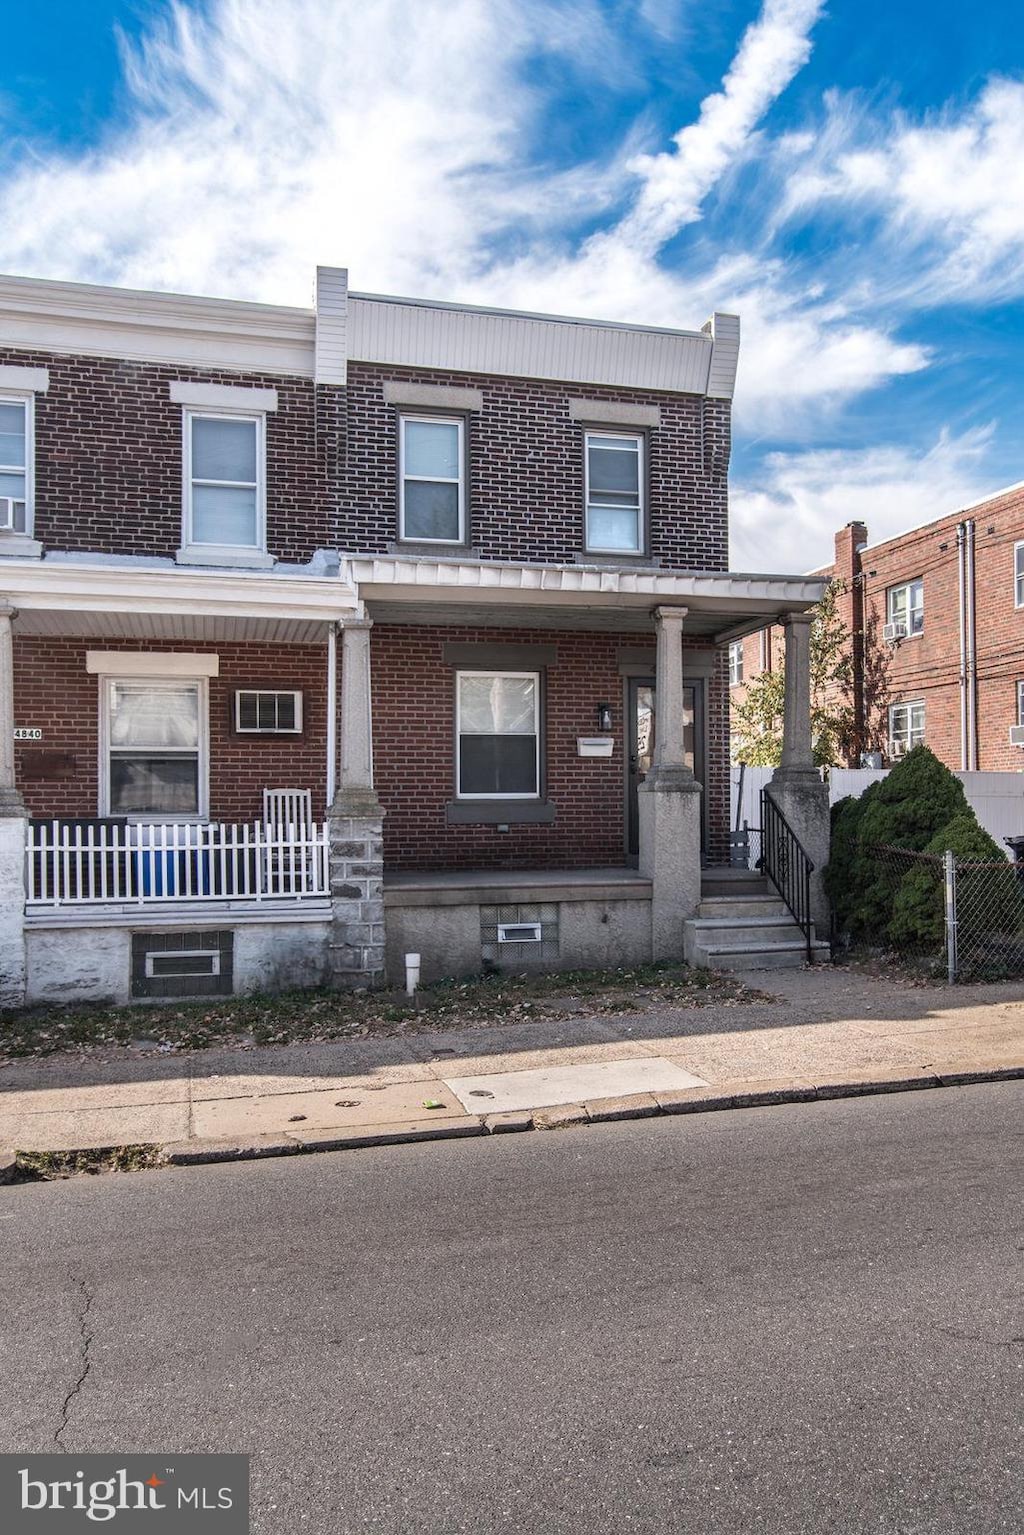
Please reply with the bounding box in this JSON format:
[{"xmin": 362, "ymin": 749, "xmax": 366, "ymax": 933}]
[
  {"xmin": 0, "ymin": 266, "xmax": 827, "ymax": 1005},
  {"xmin": 730, "ymin": 486, "xmax": 1024, "ymax": 771}
]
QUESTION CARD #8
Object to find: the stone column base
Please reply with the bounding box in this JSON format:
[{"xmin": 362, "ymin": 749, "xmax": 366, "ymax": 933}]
[
  {"xmin": 0, "ymin": 811, "xmax": 27, "ymax": 1009},
  {"xmin": 765, "ymin": 768, "xmax": 831, "ymax": 931},
  {"xmin": 638, "ymin": 775, "xmax": 703, "ymax": 962},
  {"xmin": 328, "ymin": 794, "xmax": 386, "ymax": 990}
]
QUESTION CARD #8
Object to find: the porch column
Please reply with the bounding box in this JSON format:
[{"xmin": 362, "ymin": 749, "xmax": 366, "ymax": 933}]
[
  {"xmin": 767, "ymin": 609, "xmax": 830, "ymax": 931},
  {"xmin": 638, "ymin": 606, "xmax": 702, "ymax": 960},
  {"xmin": 0, "ymin": 602, "xmax": 27, "ymax": 1007},
  {"xmin": 328, "ymin": 616, "xmax": 386, "ymax": 990}
]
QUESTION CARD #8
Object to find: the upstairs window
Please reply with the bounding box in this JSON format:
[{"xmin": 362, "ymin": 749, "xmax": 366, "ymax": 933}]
[
  {"xmin": 585, "ymin": 431, "xmax": 644, "ymax": 554},
  {"xmin": 399, "ymin": 415, "xmax": 465, "ymax": 544},
  {"xmin": 728, "ymin": 641, "xmax": 744, "ymax": 687},
  {"xmin": 888, "ymin": 700, "xmax": 925, "ymax": 757},
  {"xmin": 0, "ymin": 396, "xmax": 30, "ymax": 535},
  {"xmin": 886, "ymin": 579, "xmax": 924, "ymax": 637},
  {"xmin": 1015, "ymin": 543, "xmax": 1024, "ymax": 608},
  {"xmin": 184, "ymin": 411, "xmax": 264, "ymax": 552},
  {"xmin": 456, "ymin": 671, "xmax": 539, "ymax": 799}
]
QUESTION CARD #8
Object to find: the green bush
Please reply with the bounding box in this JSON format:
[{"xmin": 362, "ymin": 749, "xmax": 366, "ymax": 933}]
[
  {"xmin": 824, "ymin": 788, "xmax": 876, "ymax": 937},
  {"xmin": 856, "ymin": 745, "xmax": 967, "ymax": 850}
]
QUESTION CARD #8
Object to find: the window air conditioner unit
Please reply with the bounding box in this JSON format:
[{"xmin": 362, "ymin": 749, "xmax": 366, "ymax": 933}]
[
  {"xmin": 1009, "ymin": 725, "xmax": 1024, "ymax": 747},
  {"xmin": 883, "ymin": 621, "xmax": 907, "ymax": 643},
  {"xmin": 0, "ymin": 497, "xmax": 21, "ymax": 531},
  {"xmin": 888, "ymin": 739, "xmax": 908, "ymax": 759}
]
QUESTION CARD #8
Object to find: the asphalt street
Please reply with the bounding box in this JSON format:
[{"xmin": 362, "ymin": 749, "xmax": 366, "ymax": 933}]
[{"xmin": 3, "ymin": 1083, "xmax": 1023, "ymax": 1534}]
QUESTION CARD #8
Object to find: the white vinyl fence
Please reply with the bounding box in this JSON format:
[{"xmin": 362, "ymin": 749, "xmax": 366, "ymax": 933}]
[
  {"xmin": 26, "ymin": 820, "xmax": 331, "ymax": 908},
  {"xmin": 731, "ymin": 766, "xmax": 1024, "ymax": 859}
]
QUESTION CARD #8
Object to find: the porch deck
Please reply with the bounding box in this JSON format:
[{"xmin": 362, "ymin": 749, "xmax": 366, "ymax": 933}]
[{"xmin": 383, "ymin": 866, "xmax": 652, "ymax": 909}]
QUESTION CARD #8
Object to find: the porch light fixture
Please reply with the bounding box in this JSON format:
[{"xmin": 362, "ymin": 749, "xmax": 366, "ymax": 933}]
[{"xmin": 597, "ymin": 702, "xmax": 612, "ymax": 731}]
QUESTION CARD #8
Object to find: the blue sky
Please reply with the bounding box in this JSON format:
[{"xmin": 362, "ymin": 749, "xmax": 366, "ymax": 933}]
[{"xmin": 3, "ymin": 0, "xmax": 1024, "ymax": 571}]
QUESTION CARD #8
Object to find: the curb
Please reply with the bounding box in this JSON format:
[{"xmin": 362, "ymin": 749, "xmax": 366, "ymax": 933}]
[{"xmin": 6, "ymin": 1064, "xmax": 1024, "ymax": 1177}]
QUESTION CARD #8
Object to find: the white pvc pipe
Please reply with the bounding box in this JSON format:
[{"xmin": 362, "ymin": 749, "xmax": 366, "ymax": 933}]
[
  {"xmin": 957, "ymin": 523, "xmax": 967, "ymax": 771},
  {"xmin": 966, "ymin": 518, "xmax": 978, "ymax": 770},
  {"xmin": 405, "ymin": 952, "xmax": 421, "ymax": 997},
  {"xmin": 326, "ymin": 623, "xmax": 337, "ymax": 806}
]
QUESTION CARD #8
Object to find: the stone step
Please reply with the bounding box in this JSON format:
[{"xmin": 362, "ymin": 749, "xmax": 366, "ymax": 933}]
[
  {"xmin": 692, "ymin": 939, "xmax": 831, "ymax": 972},
  {"xmin": 697, "ymin": 895, "xmax": 788, "ymax": 920},
  {"xmin": 701, "ymin": 873, "xmax": 770, "ymax": 898},
  {"xmin": 687, "ymin": 915, "xmax": 807, "ymax": 946}
]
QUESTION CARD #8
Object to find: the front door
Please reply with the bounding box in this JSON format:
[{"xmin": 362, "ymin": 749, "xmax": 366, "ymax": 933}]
[{"xmin": 626, "ymin": 677, "xmax": 703, "ymax": 859}]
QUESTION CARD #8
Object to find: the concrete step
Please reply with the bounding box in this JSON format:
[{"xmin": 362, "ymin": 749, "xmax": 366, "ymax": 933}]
[
  {"xmin": 688, "ymin": 915, "xmax": 807, "ymax": 947},
  {"xmin": 697, "ymin": 895, "xmax": 788, "ymax": 920},
  {"xmin": 701, "ymin": 872, "xmax": 769, "ymax": 898},
  {"xmin": 692, "ymin": 939, "xmax": 832, "ymax": 972}
]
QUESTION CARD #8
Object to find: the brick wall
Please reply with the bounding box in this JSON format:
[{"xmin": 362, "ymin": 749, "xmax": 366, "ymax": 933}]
[
  {"xmin": 372, "ymin": 623, "xmax": 730, "ymax": 871},
  {"xmin": 13, "ymin": 636, "xmax": 329, "ymax": 820},
  {"xmin": 340, "ymin": 363, "xmax": 730, "ymax": 568},
  {"xmin": 0, "ymin": 346, "xmax": 335, "ymax": 563},
  {"xmin": 731, "ymin": 489, "xmax": 1024, "ymax": 773}
]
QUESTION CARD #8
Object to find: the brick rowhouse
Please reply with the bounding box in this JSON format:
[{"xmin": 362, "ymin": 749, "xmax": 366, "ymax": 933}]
[{"xmin": 731, "ymin": 485, "xmax": 1024, "ymax": 771}]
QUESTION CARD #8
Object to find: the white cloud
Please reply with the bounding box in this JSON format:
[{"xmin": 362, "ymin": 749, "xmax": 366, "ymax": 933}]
[
  {"xmin": 780, "ymin": 78, "xmax": 1024, "ymax": 304},
  {"xmin": 730, "ymin": 425, "xmax": 1000, "ymax": 573}
]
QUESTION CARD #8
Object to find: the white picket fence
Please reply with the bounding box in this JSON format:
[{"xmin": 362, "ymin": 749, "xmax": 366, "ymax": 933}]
[
  {"xmin": 25, "ymin": 820, "xmax": 331, "ymax": 907},
  {"xmin": 731, "ymin": 766, "xmax": 1024, "ymax": 859}
]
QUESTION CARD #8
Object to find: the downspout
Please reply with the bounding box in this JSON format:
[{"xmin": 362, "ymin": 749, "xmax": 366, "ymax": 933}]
[
  {"xmin": 957, "ymin": 523, "xmax": 968, "ymax": 771},
  {"xmin": 326, "ymin": 623, "xmax": 337, "ymax": 807},
  {"xmin": 966, "ymin": 518, "xmax": 978, "ymax": 770}
]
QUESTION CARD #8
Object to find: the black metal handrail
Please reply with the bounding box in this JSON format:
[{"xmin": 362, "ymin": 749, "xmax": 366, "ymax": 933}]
[{"xmin": 760, "ymin": 787, "xmax": 815, "ymax": 963}]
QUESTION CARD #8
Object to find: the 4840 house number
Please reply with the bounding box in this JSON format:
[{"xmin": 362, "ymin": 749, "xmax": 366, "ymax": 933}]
[{"xmin": 13, "ymin": 728, "xmax": 42, "ymax": 740}]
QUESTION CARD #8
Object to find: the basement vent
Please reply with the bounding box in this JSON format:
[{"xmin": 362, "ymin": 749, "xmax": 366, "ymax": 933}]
[
  {"xmin": 131, "ymin": 930, "xmax": 233, "ymax": 999},
  {"xmin": 481, "ymin": 904, "xmax": 558, "ymax": 967}
]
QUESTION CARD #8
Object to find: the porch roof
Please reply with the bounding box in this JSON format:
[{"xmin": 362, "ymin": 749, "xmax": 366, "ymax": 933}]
[
  {"xmin": 344, "ymin": 555, "xmax": 827, "ymax": 641},
  {"xmin": 0, "ymin": 553, "xmax": 356, "ymax": 643}
]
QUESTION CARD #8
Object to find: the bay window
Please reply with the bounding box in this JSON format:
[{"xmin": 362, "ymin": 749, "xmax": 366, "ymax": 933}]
[
  {"xmin": 399, "ymin": 414, "xmax": 465, "ymax": 543},
  {"xmin": 456, "ymin": 671, "xmax": 539, "ymax": 798},
  {"xmin": 585, "ymin": 430, "xmax": 644, "ymax": 554}
]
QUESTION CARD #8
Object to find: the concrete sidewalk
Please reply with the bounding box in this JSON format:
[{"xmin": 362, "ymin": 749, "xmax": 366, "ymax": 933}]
[{"xmin": 2, "ymin": 966, "xmax": 1024, "ymax": 1166}]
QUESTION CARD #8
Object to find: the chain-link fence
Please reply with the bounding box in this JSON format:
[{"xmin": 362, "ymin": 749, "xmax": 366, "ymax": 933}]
[{"xmin": 840, "ymin": 844, "xmax": 1024, "ymax": 981}]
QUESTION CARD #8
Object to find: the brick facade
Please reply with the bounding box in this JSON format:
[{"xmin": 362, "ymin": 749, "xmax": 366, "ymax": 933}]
[
  {"xmin": 372, "ymin": 623, "xmax": 730, "ymax": 871},
  {"xmin": 13, "ymin": 637, "xmax": 329, "ymax": 820},
  {"xmin": 338, "ymin": 363, "xmax": 730, "ymax": 567},
  {"xmin": 732, "ymin": 487, "xmax": 1024, "ymax": 772},
  {"xmin": 0, "ymin": 346, "xmax": 335, "ymax": 564}
]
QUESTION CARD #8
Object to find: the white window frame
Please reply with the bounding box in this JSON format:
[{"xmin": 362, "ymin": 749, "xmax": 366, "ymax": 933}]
[
  {"xmin": 0, "ymin": 391, "xmax": 33, "ymax": 537},
  {"xmin": 1017, "ymin": 680, "xmax": 1024, "ymax": 726},
  {"xmin": 181, "ymin": 407, "xmax": 266, "ymax": 559},
  {"xmin": 888, "ymin": 700, "xmax": 925, "ymax": 752},
  {"xmin": 98, "ymin": 674, "xmax": 210, "ymax": 822},
  {"xmin": 584, "ymin": 429, "xmax": 645, "ymax": 555},
  {"xmin": 728, "ymin": 640, "xmax": 744, "ymax": 688},
  {"xmin": 234, "ymin": 689, "xmax": 303, "ymax": 734},
  {"xmin": 886, "ymin": 578, "xmax": 924, "ymax": 636},
  {"xmin": 398, "ymin": 413, "xmax": 466, "ymax": 545},
  {"xmin": 1015, "ymin": 543, "xmax": 1024, "ymax": 609},
  {"xmin": 455, "ymin": 669, "xmax": 540, "ymax": 801}
]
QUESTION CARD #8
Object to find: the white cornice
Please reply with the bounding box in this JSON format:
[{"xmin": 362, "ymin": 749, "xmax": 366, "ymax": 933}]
[
  {"xmin": 0, "ymin": 272, "xmax": 315, "ymax": 377},
  {"xmin": 1, "ymin": 269, "xmax": 741, "ymax": 397}
]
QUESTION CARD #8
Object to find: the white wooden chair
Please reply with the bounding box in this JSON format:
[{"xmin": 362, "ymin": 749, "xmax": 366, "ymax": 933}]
[{"xmin": 262, "ymin": 788, "xmax": 315, "ymax": 893}]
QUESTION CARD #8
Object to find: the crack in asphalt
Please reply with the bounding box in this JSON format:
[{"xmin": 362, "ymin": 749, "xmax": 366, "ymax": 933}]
[
  {"xmin": 54, "ymin": 1270, "xmax": 94, "ymax": 1451},
  {"xmin": 935, "ymin": 1324, "xmax": 1024, "ymax": 1350}
]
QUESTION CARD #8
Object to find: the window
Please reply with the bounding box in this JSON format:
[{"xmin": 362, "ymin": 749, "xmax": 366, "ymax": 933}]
[
  {"xmin": 399, "ymin": 414, "xmax": 465, "ymax": 543},
  {"xmin": 728, "ymin": 641, "xmax": 744, "ymax": 688},
  {"xmin": 103, "ymin": 678, "xmax": 206, "ymax": 817},
  {"xmin": 234, "ymin": 689, "xmax": 302, "ymax": 734},
  {"xmin": 888, "ymin": 701, "xmax": 925, "ymax": 755},
  {"xmin": 585, "ymin": 431, "xmax": 644, "ymax": 553},
  {"xmin": 886, "ymin": 579, "xmax": 924, "ymax": 636},
  {"xmin": 1018, "ymin": 680, "xmax": 1024, "ymax": 725},
  {"xmin": 0, "ymin": 395, "xmax": 31, "ymax": 534},
  {"xmin": 456, "ymin": 671, "xmax": 539, "ymax": 799},
  {"xmin": 1015, "ymin": 544, "xmax": 1024, "ymax": 608},
  {"xmin": 184, "ymin": 411, "xmax": 264, "ymax": 552}
]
